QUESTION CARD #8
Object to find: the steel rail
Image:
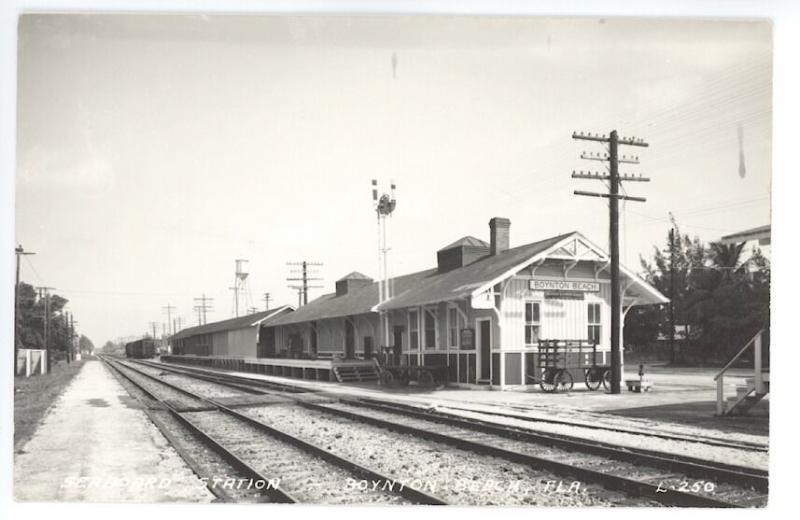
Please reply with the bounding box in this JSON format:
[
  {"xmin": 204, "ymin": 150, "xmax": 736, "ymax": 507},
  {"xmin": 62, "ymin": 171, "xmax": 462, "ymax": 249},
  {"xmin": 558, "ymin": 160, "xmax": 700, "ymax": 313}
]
[
  {"xmin": 144, "ymin": 358, "xmax": 311, "ymax": 393},
  {"xmin": 110, "ymin": 357, "xmax": 447, "ymax": 505},
  {"xmin": 145, "ymin": 359, "xmax": 769, "ymax": 463},
  {"xmin": 101, "ymin": 356, "xmax": 297, "ymax": 503},
  {"xmin": 427, "ymin": 402, "xmax": 769, "ymax": 453},
  {"xmin": 299, "ymin": 400, "xmax": 747, "ymax": 508},
  {"xmin": 350, "ymin": 398, "xmax": 769, "ymax": 489},
  {"xmin": 152, "ymin": 358, "xmax": 767, "ymax": 452}
]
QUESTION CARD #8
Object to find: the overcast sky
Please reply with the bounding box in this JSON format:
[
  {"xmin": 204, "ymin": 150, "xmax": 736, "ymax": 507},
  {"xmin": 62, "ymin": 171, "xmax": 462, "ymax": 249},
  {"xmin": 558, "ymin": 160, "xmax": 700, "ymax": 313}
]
[{"xmin": 15, "ymin": 14, "xmax": 771, "ymax": 346}]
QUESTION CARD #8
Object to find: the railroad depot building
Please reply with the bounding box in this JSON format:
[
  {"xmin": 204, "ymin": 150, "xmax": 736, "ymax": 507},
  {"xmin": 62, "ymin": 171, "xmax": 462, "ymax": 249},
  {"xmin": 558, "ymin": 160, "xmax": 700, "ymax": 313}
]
[
  {"xmin": 171, "ymin": 305, "xmax": 293, "ymax": 357},
  {"xmin": 252, "ymin": 218, "xmax": 668, "ymax": 388}
]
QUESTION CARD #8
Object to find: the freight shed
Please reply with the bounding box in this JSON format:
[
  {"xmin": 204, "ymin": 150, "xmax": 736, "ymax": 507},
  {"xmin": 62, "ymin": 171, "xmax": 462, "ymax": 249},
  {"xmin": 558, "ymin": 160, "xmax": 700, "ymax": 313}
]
[
  {"xmin": 170, "ymin": 305, "xmax": 293, "ymax": 358},
  {"xmin": 259, "ymin": 218, "xmax": 667, "ymax": 389}
]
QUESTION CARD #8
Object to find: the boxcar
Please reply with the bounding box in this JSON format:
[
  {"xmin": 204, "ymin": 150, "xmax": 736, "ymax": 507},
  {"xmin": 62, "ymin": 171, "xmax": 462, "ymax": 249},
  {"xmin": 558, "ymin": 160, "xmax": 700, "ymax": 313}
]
[{"xmin": 125, "ymin": 338, "xmax": 157, "ymax": 359}]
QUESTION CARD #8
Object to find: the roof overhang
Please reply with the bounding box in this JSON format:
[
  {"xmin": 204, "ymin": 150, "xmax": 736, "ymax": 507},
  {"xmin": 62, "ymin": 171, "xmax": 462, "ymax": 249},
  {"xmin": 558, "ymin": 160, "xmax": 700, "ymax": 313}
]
[{"xmin": 469, "ymin": 232, "xmax": 668, "ymax": 306}]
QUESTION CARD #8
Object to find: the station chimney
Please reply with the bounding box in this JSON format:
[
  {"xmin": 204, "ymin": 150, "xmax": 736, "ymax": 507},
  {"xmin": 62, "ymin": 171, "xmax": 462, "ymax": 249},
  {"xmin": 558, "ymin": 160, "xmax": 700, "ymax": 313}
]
[{"xmin": 489, "ymin": 217, "xmax": 511, "ymax": 255}]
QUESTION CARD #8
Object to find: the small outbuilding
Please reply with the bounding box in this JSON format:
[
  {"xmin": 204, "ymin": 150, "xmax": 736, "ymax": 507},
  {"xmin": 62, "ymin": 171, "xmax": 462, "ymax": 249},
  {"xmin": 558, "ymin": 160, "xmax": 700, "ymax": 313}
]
[{"xmin": 170, "ymin": 305, "xmax": 293, "ymax": 358}]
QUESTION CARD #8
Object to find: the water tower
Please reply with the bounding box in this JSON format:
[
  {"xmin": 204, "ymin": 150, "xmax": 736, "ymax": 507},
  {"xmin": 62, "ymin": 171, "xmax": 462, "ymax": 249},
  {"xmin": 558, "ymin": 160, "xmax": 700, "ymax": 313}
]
[{"xmin": 231, "ymin": 259, "xmax": 253, "ymax": 317}]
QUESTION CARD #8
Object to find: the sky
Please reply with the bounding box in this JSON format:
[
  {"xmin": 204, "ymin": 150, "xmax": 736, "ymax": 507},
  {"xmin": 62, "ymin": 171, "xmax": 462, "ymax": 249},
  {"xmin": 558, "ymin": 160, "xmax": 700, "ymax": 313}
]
[{"xmin": 15, "ymin": 14, "xmax": 772, "ymax": 346}]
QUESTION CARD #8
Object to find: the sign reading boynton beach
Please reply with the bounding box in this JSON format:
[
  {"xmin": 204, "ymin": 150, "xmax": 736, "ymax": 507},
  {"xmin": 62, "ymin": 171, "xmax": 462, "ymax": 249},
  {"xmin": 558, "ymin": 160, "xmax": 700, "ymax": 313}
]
[{"xmin": 529, "ymin": 279, "xmax": 601, "ymax": 292}]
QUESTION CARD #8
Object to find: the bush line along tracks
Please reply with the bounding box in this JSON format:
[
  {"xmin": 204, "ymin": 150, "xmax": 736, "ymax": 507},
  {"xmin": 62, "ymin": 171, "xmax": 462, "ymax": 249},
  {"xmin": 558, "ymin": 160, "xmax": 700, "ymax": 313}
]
[{"xmin": 100, "ymin": 356, "xmax": 767, "ymax": 507}]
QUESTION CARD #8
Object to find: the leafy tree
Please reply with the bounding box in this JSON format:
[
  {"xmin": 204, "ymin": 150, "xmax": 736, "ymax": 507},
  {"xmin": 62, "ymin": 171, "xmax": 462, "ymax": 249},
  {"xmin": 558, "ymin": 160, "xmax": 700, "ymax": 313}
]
[
  {"xmin": 626, "ymin": 220, "xmax": 770, "ymax": 365},
  {"xmin": 78, "ymin": 335, "xmax": 95, "ymax": 355}
]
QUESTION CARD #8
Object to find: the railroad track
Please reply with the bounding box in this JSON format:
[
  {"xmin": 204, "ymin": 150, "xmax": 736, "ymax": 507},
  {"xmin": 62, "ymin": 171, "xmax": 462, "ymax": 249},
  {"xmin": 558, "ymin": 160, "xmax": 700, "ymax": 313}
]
[
  {"xmin": 141, "ymin": 357, "xmax": 768, "ymax": 507},
  {"xmin": 434, "ymin": 402, "xmax": 770, "ymax": 453},
  {"xmin": 101, "ymin": 356, "xmax": 446, "ymax": 505},
  {"xmin": 150, "ymin": 358, "xmax": 767, "ymax": 453}
]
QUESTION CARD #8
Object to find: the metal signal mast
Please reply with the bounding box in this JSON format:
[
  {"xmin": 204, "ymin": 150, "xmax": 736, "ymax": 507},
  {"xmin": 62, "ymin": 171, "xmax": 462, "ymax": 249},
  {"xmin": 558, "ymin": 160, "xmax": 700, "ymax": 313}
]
[
  {"xmin": 372, "ymin": 179, "xmax": 397, "ymax": 350},
  {"xmin": 571, "ymin": 130, "xmax": 649, "ymax": 394}
]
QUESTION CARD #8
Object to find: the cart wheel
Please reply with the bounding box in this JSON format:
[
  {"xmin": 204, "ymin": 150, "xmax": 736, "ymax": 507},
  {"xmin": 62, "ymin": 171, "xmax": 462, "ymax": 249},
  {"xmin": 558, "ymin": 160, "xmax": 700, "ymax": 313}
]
[
  {"xmin": 584, "ymin": 368, "xmax": 602, "ymax": 391},
  {"xmin": 539, "ymin": 369, "xmax": 556, "ymax": 393},
  {"xmin": 601, "ymin": 368, "xmax": 612, "ymax": 390},
  {"xmin": 418, "ymin": 369, "xmax": 435, "ymax": 388},
  {"xmin": 380, "ymin": 370, "xmax": 395, "ymax": 387},
  {"xmin": 554, "ymin": 369, "xmax": 574, "ymax": 393}
]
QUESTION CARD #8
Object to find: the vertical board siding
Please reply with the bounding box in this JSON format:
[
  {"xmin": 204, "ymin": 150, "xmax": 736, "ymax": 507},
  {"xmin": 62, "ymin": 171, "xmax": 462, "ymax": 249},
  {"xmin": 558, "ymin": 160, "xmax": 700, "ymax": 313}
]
[{"xmin": 501, "ymin": 277, "xmax": 611, "ymax": 352}]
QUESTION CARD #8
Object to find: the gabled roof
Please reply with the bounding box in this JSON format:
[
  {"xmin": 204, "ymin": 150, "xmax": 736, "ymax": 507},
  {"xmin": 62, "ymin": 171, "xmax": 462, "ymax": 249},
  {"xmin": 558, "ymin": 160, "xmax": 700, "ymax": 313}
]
[
  {"xmin": 381, "ymin": 232, "xmax": 574, "ymax": 310},
  {"xmin": 172, "ymin": 305, "xmax": 293, "ymax": 340},
  {"xmin": 438, "ymin": 236, "xmax": 490, "ymax": 251},
  {"xmin": 266, "ymin": 230, "xmax": 668, "ymax": 328},
  {"xmin": 268, "ymin": 269, "xmax": 437, "ymax": 326}
]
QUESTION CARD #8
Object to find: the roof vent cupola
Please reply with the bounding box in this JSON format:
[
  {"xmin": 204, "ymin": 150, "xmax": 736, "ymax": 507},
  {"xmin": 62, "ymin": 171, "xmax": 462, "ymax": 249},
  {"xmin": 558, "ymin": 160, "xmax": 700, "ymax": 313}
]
[{"xmin": 335, "ymin": 272, "xmax": 373, "ymax": 296}]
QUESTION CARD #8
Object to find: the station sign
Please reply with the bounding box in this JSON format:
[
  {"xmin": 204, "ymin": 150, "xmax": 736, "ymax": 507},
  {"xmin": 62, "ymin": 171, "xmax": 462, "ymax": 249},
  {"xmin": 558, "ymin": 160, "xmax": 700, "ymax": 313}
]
[{"xmin": 529, "ymin": 279, "xmax": 600, "ymax": 292}]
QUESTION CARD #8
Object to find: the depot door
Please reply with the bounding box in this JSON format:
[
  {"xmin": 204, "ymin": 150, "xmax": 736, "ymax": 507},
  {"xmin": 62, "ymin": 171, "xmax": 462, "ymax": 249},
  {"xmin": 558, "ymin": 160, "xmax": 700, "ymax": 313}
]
[{"xmin": 477, "ymin": 318, "xmax": 492, "ymax": 382}]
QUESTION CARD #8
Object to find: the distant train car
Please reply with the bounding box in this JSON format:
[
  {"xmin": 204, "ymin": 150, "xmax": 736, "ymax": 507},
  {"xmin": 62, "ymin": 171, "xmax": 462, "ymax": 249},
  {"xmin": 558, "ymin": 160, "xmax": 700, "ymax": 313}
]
[{"xmin": 125, "ymin": 338, "xmax": 157, "ymax": 359}]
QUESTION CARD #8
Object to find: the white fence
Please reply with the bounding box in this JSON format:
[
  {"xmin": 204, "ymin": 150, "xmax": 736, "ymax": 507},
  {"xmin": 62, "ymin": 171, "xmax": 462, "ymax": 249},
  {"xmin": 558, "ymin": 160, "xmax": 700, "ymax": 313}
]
[{"xmin": 16, "ymin": 349, "xmax": 48, "ymax": 377}]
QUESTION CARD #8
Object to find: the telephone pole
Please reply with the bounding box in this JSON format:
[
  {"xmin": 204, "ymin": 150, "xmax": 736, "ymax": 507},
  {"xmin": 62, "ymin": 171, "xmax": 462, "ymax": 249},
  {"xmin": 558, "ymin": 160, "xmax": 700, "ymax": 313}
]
[
  {"xmin": 262, "ymin": 292, "xmax": 272, "ymax": 310},
  {"xmin": 37, "ymin": 286, "xmax": 55, "ymax": 373},
  {"xmin": 14, "ymin": 245, "xmax": 35, "ymax": 376},
  {"xmin": 571, "ymin": 130, "xmax": 649, "ymax": 394},
  {"xmin": 162, "ymin": 304, "xmax": 176, "ymax": 336},
  {"xmin": 286, "ymin": 261, "xmax": 323, "ymax": 306},
  {"xmin": 148, "ymin": 321, "xmax": 159, "ymax": 340},
  {"xmin": 666, "ymin": 227, "xmax": 677, "ymax": 364},
  {"xmin": 193, "ymin": 294, "xmax": 214, "ymax": 325}
]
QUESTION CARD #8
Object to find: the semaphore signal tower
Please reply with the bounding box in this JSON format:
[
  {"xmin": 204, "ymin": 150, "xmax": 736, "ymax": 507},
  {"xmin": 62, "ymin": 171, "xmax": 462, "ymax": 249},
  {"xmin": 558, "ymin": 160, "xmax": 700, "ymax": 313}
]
[{"xmin": 372, "ymin": 179, "xmax": 397, "ymax": 350}]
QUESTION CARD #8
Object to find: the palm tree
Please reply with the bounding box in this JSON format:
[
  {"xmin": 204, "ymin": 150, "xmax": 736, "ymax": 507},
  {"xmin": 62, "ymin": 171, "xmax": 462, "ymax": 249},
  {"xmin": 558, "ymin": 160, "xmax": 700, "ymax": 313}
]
[{"xmin": 708, "ymin": 241, "xmax": 746, "ymax": 283}]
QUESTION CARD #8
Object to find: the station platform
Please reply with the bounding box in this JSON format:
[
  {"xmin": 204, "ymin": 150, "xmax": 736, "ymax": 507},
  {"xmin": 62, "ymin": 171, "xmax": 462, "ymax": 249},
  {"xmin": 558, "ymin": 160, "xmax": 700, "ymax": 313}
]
[
  {"xmin": 159, "ymin": 357, "xmax": 769, "ymax": 445},
  {"xmin": 14, "ymin": 360, "xmax": 213, "ymax": 502}
]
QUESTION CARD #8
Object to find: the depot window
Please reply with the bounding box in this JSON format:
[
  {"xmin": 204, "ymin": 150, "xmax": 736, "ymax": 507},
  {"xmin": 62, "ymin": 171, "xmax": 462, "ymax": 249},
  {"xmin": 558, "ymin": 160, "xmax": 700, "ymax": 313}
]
[
  {"xmin": 447, "ymin": 307, "xmax": 460, "ymax": 348},
  {"xmin": 424, "ymin": 308, "xmax": 437, "ymax": 349},
  {"xmin": 409, "ymin": 310, "xmax": 419, "ymax": 350},
  {"xmin": 524, "ymin": 301, "xmax": 541, "ymax": 345},
  {"xmin": 588, "ymin": 303, "xmax": 601, "ymax": 345}
]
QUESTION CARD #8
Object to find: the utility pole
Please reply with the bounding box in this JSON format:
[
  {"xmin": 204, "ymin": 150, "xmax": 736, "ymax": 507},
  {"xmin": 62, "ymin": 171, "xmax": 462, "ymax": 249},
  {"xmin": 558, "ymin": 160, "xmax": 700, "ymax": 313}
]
[
  {"xmin": 69, "ymin": 313, "xmax": 78, "ymax": 363},
  {"xmin": 193, "ymin": 294, "xmax": 214, "ymax": 325},
  {"xmin": 572, "ymin": 130, "xmax": 649, "ymax": 394},
  {"xmin": 148, "ymin": 321, "xmax": 159, "ymax": 340},
  {"xmin": 287, "ymin": 261, "xmax": 323, "ymax": 306},
  {"xmin": 666, "ymin": 227, "xmax": 677, "ymax": 365},
  {"xmin": 15, "ymin": 245, "xmax": 36, "ymax": 376},
  {"xmin": 65, "ymin": 312, "xmax": 72, "ymax": 364},
  {"xmin": 72, "ymin": 314, "xmax": 79, "ymax": 360},
  {"xmin": 262, "ymin": 292, "xmax": 271, "ymax": 310},
  {"xmin": 162, "ymin": 304, "xmax": 176, "ymax": 337},
  {"xmin": 288, "ymin": 286, "xmax": 304, "ymax": 308},
  {"xmin": 37, "ymin": 286, "xmax": 55, "ymax": 373}
]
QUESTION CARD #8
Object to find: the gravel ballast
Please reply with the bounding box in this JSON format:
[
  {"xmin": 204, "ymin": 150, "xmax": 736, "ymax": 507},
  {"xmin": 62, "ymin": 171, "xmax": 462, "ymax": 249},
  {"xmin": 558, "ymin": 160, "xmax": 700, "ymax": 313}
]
[
  {"xmin": 183, "ymin": 410, "xmax": 410, "ymax": 505},
  {"xmin": 242, "ymin": 404, "xmax": 655, "ymax": 506},
  {"xmin": 320, "ymin": 401, "xmax": 766, "ymax": 506}
]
